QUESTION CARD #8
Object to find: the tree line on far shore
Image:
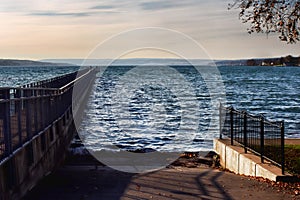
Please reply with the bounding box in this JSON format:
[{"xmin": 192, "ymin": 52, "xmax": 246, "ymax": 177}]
[{"xmin": 216, "ymin": 55, "xmax": 300, "ymax": 66}]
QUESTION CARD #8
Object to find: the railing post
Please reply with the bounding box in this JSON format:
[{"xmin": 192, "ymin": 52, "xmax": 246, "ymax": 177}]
[
  {"xmin": 243, "ymin": 112, "xmax": 247, "ymax": 153},
  {"xmin": 260, "ymin": 116, "xmax": 264, "ymax": 163},
  {"xmin": 34, "ymin": 90, "xmax": 38, "ymax": 133},
  {"xmin": 230, "ymin": 108, "xmax": 234, "ymax": 145},
  {"xmin": 15, "ymin": 89, "xmax": 23, "ymax": 147},
  {"xmin": 0, "ymin": 89, "xmax": 12, "ymax": 156},
  {"xmin": 219, "ymin": 103, "xmax": 222, "ymax": 139},
  {"xmin": 281, "ymin": 121, "xmax": 285, "ymax": 175},
  {"xmin": 25, "ymin": 90, "xmax": 32, "ymax": 140}
]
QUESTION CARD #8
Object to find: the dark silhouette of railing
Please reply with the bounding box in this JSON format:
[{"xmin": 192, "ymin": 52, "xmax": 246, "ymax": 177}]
[
  {"xmin": 21, "ymin": 69, "xmax": 79, "ymax": 89},
  {"xmin": 219, "ymin": 104, "xmax": 285, "ymax": 174},
  {"xmin": 0, "ymin": 68, "xmax": 94, "ymax": 163}
]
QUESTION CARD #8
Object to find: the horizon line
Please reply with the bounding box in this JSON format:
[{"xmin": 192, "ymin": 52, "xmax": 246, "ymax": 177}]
[{"xmin": 1, "ymin": 54, "xmax": 299, "ymax": 62}]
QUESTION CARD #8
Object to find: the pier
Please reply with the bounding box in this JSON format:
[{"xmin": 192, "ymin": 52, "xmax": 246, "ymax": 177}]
[{"xmin": 0, "ymin": 68, "xmax": 96, "ymax": 200}]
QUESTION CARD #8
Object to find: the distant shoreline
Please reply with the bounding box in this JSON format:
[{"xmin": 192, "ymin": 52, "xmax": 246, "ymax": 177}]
[
  {"xmin": 0, "ymin": 55, "xmax": 299, "ymax": 67},
  {"xmin": 0, "ymin": 59, "xmax": 71, "ymax": 66},
  {"xmin": 215, "ymin": 55, "xmax": 300, "ymax": 67}
]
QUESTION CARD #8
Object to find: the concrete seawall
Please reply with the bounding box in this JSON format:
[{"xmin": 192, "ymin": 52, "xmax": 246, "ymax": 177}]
[{"xmin": 213, "ymin": 138, "xmax": 288, "ymax": 182}]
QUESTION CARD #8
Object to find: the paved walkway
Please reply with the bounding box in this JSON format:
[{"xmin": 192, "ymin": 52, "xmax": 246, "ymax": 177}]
[{"xmin": 24, "ymin": 165, "xmax": 299, "ymax": 200}]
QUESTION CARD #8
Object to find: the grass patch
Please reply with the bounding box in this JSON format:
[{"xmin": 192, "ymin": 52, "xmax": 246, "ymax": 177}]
[
  {"xmin": 285, "ymin": 144, "xmax": 300, "ymax": 150},
  {"xmin": 285, "ymin": 145, "xmax": 300, "ymax": 176},
  {"xmin": 265, "ymin": 145, "xmax": 300, "ymax": 176},
  {"xmin": 246, "ymin": 144, "xmax": 300, "ymax": 176}
]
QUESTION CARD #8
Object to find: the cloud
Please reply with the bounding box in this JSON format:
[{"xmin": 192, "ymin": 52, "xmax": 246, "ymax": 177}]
[
  {"xmin": 90, "ymin": 5, "xmax": 115, "ymax": 10},
  {"xmin": 139, "ymin": 1, "xmax": 179, "ymax": 11},
  {"xmin": 29, "ymin": 11, "xmax": 92, "ymax": 17}
]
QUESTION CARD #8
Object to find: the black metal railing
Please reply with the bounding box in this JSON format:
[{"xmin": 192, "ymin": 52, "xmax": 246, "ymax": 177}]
[
  {"xmin": 21, "ymin": 69, "xmax": 80, "ymax": 89},
  {"xmin": 0, "ymin": 68, "xmax": 95, "ymax": 162},
  {"xmin": 219, "ymin": 104, "xmax": 285, "ymax": 174}
]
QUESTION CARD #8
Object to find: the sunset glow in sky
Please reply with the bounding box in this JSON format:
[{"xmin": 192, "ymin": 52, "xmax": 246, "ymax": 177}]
[{"xmin": 1, "ymin": 0, "xmax": 299, "ymax": 60}]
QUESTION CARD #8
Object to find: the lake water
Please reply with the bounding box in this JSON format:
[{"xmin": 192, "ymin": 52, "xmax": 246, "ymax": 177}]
[
  {"xmin": 1, "ymin": 65, "xmax": 299, "ymax": 152},
  {"xmin": 79, "ymin": 65, "xmax": 300, "ymax": 152},
  {"xmin": 0, "ymin": 66, "xmax": 79, "ymax": 87}
]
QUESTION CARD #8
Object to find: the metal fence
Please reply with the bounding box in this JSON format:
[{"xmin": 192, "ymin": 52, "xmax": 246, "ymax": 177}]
[
  {"xmin": 0, "ymin": 68, "xmax": 95, "ymax": 163},
  {"xmin": 21, "ymin": 70, "xmax": 79, "ymax": 89},
  {"xmin": 219, "ymin": 104, "xmax": 285, "ymax": 174}
]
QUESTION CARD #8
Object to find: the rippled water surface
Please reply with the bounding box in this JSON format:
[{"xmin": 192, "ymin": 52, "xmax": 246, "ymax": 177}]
[
  {"xmin": 1, "ymin": 65, "xmax": 299, "ymax": 152},
  {"xmin": 221, "ymin": 66, "xmax": 300, "ymax": 136},
  {"xmin": 0, "ymin": 66, "xmax": 78, "ymax": 87},
  {"xmin": 79, "ymin": 65, "xmax": 300, "ymax": 152}
]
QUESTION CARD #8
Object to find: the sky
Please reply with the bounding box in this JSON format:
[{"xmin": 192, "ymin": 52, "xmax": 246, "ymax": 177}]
[{"xmin": 0, "ymin": 0, "xmax": 299, "ymax": 60}]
